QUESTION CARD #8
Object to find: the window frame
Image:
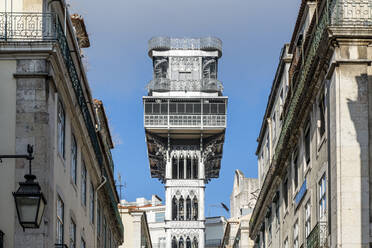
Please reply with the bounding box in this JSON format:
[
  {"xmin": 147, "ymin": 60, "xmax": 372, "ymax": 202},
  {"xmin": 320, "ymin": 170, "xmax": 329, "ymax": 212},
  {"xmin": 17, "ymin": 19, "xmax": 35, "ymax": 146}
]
[
  {"xmin": 56, "ymin": 196, "xmax": 64, "ymax": 245},
  {"xmin": 319, "ymin": 174, "xmax": 327, "ymax": 220},
  {"xmin": 70, "ymin": 218, "xmax": 76, "ymax": 248},
  {"xmin": 81, "ymin": 161, "xmax": 87, "ymax": 206},
  {"xmin": 305, "ymin": 199, "xmax": 311, "ymax": 238},
  {"xmin": 89, "ymin": 181, "xmax": 95, "ymax": 224},
  {"xmin": 71, "ymin": 134, "xmax": 78, "ymax": 185},
  {"xmin": 57, "ymin": 99, "xmax": 66, "ymax": 158}
]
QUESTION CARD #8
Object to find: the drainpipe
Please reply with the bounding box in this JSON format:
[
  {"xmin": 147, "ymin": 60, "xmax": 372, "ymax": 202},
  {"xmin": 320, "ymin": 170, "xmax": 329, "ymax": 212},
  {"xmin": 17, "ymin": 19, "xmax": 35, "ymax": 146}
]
[{"xmin": 95, "ymin": 175, "xmax": 107, "ymax": 248}]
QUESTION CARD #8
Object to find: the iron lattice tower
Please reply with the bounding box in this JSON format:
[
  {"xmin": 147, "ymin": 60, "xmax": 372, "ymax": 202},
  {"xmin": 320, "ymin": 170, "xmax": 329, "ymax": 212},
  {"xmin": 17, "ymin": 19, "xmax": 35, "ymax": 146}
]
[{"xmin": 143, "ymin": 37, "xmax": 227, "ymax": 248}]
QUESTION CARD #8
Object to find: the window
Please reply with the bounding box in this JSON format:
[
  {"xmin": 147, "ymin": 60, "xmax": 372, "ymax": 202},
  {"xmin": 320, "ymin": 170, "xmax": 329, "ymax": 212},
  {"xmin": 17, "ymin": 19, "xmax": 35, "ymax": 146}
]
[
  {"xmin": 275, "ymin": 192, "xmax": 280, "ymax": 226},
  {"xmin": 272, "ymin": 113, "xmax": 276, "ymax": 139},
  {"xmin": 70, "ymin": 219, "xmax": 76, "ymax": 248},
  {"xmin": 283, "ymin": 178, "xmax": 288, "ymax": 210},
  {"xmin": 186, "ymin": 196, "xmax": 192, "ymax": 220},
  {"xmin": 266, "ymin": 135, "xmax": 270, "ymax": 161},
  {"xmin": 318, "ymin": 94, "xmax": 326, "ymax": 138},
  {"xmin": 319, "ymin": 174, "xmax": 326, "ymax": 220},
  {"xmin": 179, "ymin": 236, "xmax": 184, "ymax": 248},
  {"xmin": 57, "ymin": 100, "xmax": 65, "ymax": 158},
  {"xmin": 192, "ymin": 196, "xmax": 198, "ymax": 220},
  {"xmin": 284, "ymin": 238, "xmax": 288, "ymax": 248},
  {"xmin": 186, "ymin": 157, "xmax": 192, "ymax": 179},
  {"xmin": 293, "ymin": 149, "xmax": 299, "ymax": 190},
  {"xmin": 192, "ymin": 157, "xmax": 198, "ymax": 179},
  {"xmin": 172, "ymin": 156, "xmax": 178, "ymax": 179},
  {"xmin": 305, "ymin": 200, "xmax": 311, "ymax": 237},
  {"xmin": 103, "ymin": 217, "xmax": 107, "ymax": 248},
  {"xmin": 155, "ymin": 212, "xmax": 165, "ymax": 222},
  {"xmin": 186, "ymin": 237, "xmax": 191, "ymax": 248},
  {"xmin": 81, "ymin": 238, "xmax": 86, "ymax": 248},
  {"xmin": 192, "ymin": 237, "xmax": 198, "ymax": 248},
  {"xmin": 71, "ymin": 134, "xmax": 77, "ymax": 184},
  {"xmin": 179, "ymin": 196, "xmax": 184, "ymax": 221},
  {"xmin": 90, "ymin": 182, "xmax": 94, "ymax": 224},
  {"xmin": 56, "ymin": 196, "xmax": 64, "ymax": 244},
  {"xmin": 97, "ymin": 202, "xmax": 101, "ymax": 236},
  {"xmin": 179, "ymin": 157, "xmax": 184, "ymax": 179},
  {"xmin": 172, "ymin": 237, "xmax": 177, "ymax": 248},
  {"xmin": 81, "ymin": 162, "xmax": 87, "ymax": 206},
  {"xmin": 293, "ymin": 220, "xmax": 299, "ymax": 248},
  {"xmin": 172, "ymin": 196, "xmax": 178, "ymax": 220},
  {"xmin": 304, "ymin": 122, "xmax": 311, "ymax": 165}
]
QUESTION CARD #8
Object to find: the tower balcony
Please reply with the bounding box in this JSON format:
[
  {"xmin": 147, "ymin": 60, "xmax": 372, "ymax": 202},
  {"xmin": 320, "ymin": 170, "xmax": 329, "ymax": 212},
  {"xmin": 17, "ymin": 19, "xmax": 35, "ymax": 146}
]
[{"xmin": 143, "ymin": 97, "xmax": 227, "ymax": 132}]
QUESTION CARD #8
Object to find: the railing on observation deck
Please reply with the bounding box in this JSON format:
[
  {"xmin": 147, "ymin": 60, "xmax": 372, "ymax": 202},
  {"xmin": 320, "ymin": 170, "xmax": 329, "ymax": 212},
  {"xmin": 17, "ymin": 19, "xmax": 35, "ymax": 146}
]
[
  {"xmin": 306, "ymin": 221, "xmax": 327, "ymax": 248},
  {"xmin": 0, "ymin": 11, "xmax": 123, "ymax": 235},
  {"xmin": 144, "ymin": 114, "xmax": 226, "ymax": 128},
  {"xmin": 148, "ymin": 36, "xmax": 222, "ymax": 54},
  {"xmin": 146, "ymin": 78, "xmax": 223, "ymax": 93}
]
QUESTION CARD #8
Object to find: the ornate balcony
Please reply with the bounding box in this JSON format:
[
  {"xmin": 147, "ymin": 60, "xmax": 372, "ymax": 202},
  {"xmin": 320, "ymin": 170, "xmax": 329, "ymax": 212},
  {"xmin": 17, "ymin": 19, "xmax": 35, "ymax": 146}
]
[
  {"xmin": 146, "ymin": 78, "xmax": 223, "ymax": 93},
  {"xmin": 306, "ymin": 221, "xmax": 328, "ymax": 248},
  {"xmin": 0, "ymin": 12, "xmax": 57, "ymax": 41},
  {"xmin": 148, "ymin": 36, "xmax": 222, "ymax": 55},
  {"xmin": 144, "ymin": 114, "xmax": 226, "ymax": 128}
]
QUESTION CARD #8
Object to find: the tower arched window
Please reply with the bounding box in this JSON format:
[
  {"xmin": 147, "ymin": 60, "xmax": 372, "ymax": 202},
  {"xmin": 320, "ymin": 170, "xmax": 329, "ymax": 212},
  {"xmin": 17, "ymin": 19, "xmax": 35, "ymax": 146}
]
[
  {"xmin": 172, "ymin": 196, "xmax": 178, "ymax": 220},
  {"xmin": 172, "ymin": 156, "xmax": 178, "ymax": 179},
  {"xmin": 179, "ymin": 156, "xmax": 184, "ymax": 179},
  {"xmin": 172, "ymin": 237, "xmax": 177, "ymax": 248},
  {"xmin": 186, "ymin": 196, "xmax": 192, "ymax": 220},
  {"xmin": 186, "ymin": 157, "xmax": 192, "ymax": 179},
  {"xmin": 179, "ymin": 196, "xmax": 184, "ymax": 221},
  {"xmin": 192, "ymin": 156, "xmax": 198, "ymax": 179},
  {"xmin": 192, "ymin": 196, "xmax": 198, "ymax": 220},
  {"xmin": 192, "ymin": 237, "xmax": 198, "ymax": 248},
  {"xmin": 179, "ymin": 237, "xmax": 184, "ymax": 248},
  {"xmin": 186, "ymin": 237, "xmax": 191, "ymax": 248}
]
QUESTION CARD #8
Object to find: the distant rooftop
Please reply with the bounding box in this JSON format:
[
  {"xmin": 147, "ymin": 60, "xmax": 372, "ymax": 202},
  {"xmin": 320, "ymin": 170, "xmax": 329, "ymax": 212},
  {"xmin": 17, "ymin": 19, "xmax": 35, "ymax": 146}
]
[{"xmin": 148, "ymin": 36, "xmax": 222, "ymax": 56}]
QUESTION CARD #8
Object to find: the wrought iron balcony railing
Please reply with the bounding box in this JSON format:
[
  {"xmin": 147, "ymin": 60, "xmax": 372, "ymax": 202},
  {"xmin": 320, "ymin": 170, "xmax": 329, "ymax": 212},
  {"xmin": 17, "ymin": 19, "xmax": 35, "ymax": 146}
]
[
  {"xmin": 0, "ymin": 12, "xmax": 57, "ymax": 41},
  {"xmin": 148, "ymin": 36, "xmax": 222, "ymax": 54},
  {"xmin": 144, "ymin": 114, "xmax": 226, "ymax": 128},
  {"xmin": 306, "ymin": 221, "xmax": 327, "ymax": 248},
  {"xmin": 146, "ymin": 78, "xmax": 223, "ymax": 93}
]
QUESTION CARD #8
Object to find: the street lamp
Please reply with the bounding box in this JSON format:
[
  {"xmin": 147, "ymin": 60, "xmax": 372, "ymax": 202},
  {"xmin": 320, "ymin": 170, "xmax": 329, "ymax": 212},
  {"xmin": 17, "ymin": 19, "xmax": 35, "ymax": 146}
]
[{"xmin": 0, "ymin": 145, "xmax": 47, "ymax": 231}]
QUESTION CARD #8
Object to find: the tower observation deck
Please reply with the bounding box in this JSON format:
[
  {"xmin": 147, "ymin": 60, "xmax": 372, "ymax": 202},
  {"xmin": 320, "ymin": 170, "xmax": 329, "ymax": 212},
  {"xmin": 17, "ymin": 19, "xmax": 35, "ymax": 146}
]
[{"xmin": 143, "ymin": 37, "xmax": 227, "ymax": 248}]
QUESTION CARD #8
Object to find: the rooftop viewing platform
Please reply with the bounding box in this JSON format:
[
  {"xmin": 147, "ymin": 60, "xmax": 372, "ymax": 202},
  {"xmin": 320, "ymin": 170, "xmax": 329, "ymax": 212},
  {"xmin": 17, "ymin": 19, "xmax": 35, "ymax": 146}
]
[{"xmin": 148, "ymin": 36, "xmax": 222, "ymax": 56}]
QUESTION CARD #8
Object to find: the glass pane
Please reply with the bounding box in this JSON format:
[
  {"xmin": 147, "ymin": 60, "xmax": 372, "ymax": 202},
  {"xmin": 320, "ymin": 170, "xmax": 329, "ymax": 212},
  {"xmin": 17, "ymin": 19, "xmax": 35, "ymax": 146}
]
[
  {"xmin": 161, "ymin": 103, "xmax": 168, "ymax": 114},
  {"xmin": 145, "ymin": 103, "xmax": 152, "ymax": 114},
  {"xmin": 178, "ymin": 103, "xmax": 185, "ymax": 114},
  {"xmin": 153, "ymin": 104, "xmax": 160, "ymax": 114},
  {"xmin": 218, "ymin": 103, "xmax": 225, "ymax": 114},
  {"xmin": 194, "ymin": 104, "xmax": 201, "ymax": 114},
  {"xmin": 211, "ymin": 104, "xmax": 217, "ymax": 114},
  {"xmin": 186, "ymin": 104, "xmax": 193, "ymax": 114},
  {"xmin": 16, "ymin": 196, "xmax": 39, "ymax": 222},
  {"xmin": 203, "ymin": 104, "xmax": 210, "ymax": 114}
]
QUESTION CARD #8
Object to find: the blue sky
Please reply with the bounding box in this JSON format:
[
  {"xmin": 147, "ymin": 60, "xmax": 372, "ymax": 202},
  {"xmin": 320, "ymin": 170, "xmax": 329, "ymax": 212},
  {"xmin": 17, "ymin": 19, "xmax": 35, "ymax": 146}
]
[{"xmin": 68, "ymin": 0, "xmax": 300, "ymax": 218}]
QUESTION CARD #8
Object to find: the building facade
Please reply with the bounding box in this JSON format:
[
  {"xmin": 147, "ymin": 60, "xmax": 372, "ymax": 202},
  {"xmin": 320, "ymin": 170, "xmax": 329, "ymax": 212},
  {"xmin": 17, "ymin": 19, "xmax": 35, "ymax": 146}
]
[
  {"xmin": 250, "ymin": 0, "xmax": 372, "ymax": 248},
  {"xmin": 205, "ymin": 216, "xmax": 227, "ymax": 248},
  {"xmin": 120, "ymin": 195, "xmax": 166, "ymax": 248},
  {"xmin": 143, "ymin": 37, "xmax": 227, "ymax": 248},
  {"xmin": 0, "ymin": 1, "xmax": 123, "ymax": 247},
  {"xmin": 119, "ymin": 206, "xmax": 153, "ymax": 248},
  {"xmin": 222, "ymin": 170, "xmax": 258, "ymax": 248}
]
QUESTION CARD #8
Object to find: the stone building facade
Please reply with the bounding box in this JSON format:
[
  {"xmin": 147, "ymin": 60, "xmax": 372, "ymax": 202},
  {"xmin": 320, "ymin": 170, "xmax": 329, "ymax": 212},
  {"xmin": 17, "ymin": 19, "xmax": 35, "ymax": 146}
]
[
  {"xmin": 250, "ymin": 0, "xmax": 372, "ymax": 247},
  {"xmin": 0, "ymin": 1, "xmax": 123, "ymax": 247},
  {"xmin": 143, "ymin": 37, "xmax": 227, "ymax": 248},
  {"xmin": 222, "ymin": 170, "xmax": 258, "ymax": 248},
  {"xmin": 119, "ymin": 195, "xmax": 166, "ymax": 248}
]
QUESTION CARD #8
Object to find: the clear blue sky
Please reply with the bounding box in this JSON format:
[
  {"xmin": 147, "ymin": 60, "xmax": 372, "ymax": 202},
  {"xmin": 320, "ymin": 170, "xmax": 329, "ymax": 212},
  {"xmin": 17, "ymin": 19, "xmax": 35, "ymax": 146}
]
[{"xmin": 68, "ymin": 0, "xmax": 300, "ymax": 218}]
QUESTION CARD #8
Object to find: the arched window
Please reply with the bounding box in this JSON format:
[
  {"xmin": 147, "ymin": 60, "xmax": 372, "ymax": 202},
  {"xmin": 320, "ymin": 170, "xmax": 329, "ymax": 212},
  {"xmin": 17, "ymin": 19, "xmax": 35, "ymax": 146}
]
[
  {"xmin": 172, "ymin": 156, "xmax": 178, "ymax": 179},
  {"xmin": 192, "ymin": 157, "xmax": 198, "ymax": 179},
  {"xmin": 179, "ymin": 237, "xmax": 184, "ymax": 248},
  {"xmin": 172, "ymin": 236, "xmax": 177, "ymax": 248},
  {"xmin": 186, "ymin": 196, "xmax": 192, "ymax": 220},
  {"xmin": 192, "ymin": 237, "xmax": 198, "ymax": 248},
  {"xmin": 186, "ymin": 237, "xmax": 191, "ymax": 248},
  {"xmin": 179, "ymin": 196, "xmax": 184, "ymax": 221},
  {"xmin": 172, "ymin": 196, "xmax": 178, "ymax": 220},
  {"xmin": 186, "ymin": 157, "xmax": 192, "ymax": 179},
  {"xmin": 179, "ymin": 156, "xmax": 184, "ymax": 179},
  {"xmin": 192, "ymin": 196, "xmax": 198, "ymax": 220}
]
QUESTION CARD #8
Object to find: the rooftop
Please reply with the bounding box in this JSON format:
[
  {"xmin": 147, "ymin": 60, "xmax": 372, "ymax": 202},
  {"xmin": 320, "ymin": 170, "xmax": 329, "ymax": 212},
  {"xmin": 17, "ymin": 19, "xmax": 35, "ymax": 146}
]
[{"xmin": 148, "ymin": 36, "xmax": 222, "ymax": 57}]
